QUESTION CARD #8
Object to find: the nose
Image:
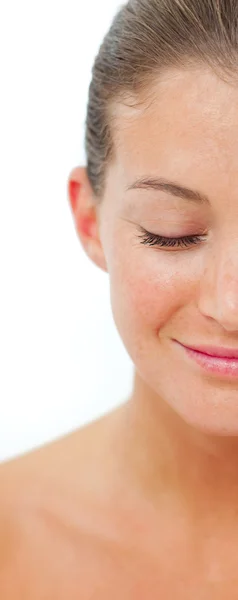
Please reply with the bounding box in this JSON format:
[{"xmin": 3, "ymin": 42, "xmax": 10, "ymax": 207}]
[{"xmin": 198, "ymin": 240, "xmax": 238, "ymax": 332}]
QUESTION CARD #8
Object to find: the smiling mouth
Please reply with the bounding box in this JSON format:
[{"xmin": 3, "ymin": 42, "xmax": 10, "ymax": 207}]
[
  {"xmin": 176, "ymin": 341, "xmax": 238, "ymax": 359},
  {"xmin": 173, "ymin": 339, "xmax": 238, "ymax": 378}
]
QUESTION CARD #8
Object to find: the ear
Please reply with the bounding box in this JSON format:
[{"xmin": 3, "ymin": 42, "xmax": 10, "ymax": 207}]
[{"xmin": 67, "ymin": 166, "xmax": 108, "ymax": 273}]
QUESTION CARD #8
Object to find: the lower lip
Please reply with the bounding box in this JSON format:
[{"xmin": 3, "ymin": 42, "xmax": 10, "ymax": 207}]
[{"xmin": 174, "ymin": 342, "xmax": 238, "ymax": 378}]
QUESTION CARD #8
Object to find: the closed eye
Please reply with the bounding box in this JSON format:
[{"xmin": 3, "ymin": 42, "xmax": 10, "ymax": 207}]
[{"xmin": 137, "ymin": 227, "xmax": 207, "ymax": 249}]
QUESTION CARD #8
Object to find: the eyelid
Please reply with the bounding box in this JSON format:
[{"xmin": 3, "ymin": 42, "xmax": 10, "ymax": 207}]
[
  {"xmin": 137, "ymin": 227, "xmax": 207, "ymax": 249},
  {"xmin": 141, "ymin": 219, "xmax": 208, "ymax": 235},
  {"xmin": 138, "ymin": 224, "xmax": 208, "ymax": 238}
]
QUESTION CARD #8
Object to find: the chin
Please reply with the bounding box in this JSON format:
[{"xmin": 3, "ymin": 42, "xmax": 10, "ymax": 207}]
[{"xmin": 169, "ymin": 395, "xmax": 238, "ymax": 438}]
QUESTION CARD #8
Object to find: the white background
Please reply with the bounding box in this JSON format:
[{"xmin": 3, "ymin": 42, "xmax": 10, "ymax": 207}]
[{"xmin": 0, "ymin": 1, "xmax": 134, "ymax": 461}]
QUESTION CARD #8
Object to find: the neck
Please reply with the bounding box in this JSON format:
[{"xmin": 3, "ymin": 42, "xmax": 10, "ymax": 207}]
[{"xmin": 119, "ymin": 372, "xmax": 238, "ymax": 525}]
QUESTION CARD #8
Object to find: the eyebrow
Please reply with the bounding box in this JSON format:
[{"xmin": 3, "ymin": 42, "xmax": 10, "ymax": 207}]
[{"xmin": 125, "ymin": 176, "xmax": 209, "ymax": 204}]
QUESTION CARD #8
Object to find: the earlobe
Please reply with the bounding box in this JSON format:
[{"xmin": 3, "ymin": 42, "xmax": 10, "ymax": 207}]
[{"xmin": 87, "ymin": 240, "xmax": 108, "ymax": 273}]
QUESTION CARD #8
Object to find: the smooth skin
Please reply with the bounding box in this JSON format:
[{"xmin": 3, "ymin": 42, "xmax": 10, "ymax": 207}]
[{"xmin": 2, "ymin": 65, "xmax": 238, "ymax": 597}]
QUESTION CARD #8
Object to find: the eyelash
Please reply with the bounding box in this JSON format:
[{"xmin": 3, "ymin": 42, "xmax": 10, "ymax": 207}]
[{"xmin": 137, "ymin": 227, "xmax": 206, "ymax": 249}]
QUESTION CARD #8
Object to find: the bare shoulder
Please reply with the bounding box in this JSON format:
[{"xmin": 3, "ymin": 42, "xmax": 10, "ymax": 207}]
[
  {"xmin": 0, "ymin": 405, "xmax": 132, "ymax": 598},
  {"xmin": 0, "ymin": 402, "xmax": 124, "ymax": 526},
  {"xmin": 0, "ymin": 403, "xmax": 124, "ymax": 496}
]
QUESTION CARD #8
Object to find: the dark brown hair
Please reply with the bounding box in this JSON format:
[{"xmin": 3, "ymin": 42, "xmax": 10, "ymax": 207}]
[{"xmin": 85, "ymin": 0, "xmax": 238, "ymax": 200}]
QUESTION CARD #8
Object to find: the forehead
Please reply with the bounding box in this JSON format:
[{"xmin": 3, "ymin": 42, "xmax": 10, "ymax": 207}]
[{"xmin": 110, "ymin": 67, "xmax": 238, "ymax": 189}]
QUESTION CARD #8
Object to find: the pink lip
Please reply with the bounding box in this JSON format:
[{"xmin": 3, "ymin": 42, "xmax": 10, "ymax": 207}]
[
  {"xmin": 177, "ymin": 342, "xmax": 238, "ymax": 359},
  {"xmin": 173, "ymin": 340, "xmax": 238, "ymax": 378}
]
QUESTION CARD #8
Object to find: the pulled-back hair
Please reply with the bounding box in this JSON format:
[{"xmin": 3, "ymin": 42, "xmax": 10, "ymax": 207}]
[{"xmin": 85, "ymin": 0, "xmax": 238, "ymax": 199}]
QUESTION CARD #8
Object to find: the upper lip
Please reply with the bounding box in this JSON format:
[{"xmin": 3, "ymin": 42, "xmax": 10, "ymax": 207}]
[{"xmin": 176, "ymin": 341, "xmax": 238, "ymax": 359}]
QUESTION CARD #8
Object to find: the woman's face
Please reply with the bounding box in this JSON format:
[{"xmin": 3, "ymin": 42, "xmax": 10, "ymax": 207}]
[{"xmin": 71, "ymin": 66, "xmax": 238, "ymax": 435}]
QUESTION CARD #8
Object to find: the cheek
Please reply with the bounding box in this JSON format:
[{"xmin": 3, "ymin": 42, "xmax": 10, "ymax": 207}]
[{"xmin": 109, "ymin": 247, "xmax": 196, "ymax": 344}]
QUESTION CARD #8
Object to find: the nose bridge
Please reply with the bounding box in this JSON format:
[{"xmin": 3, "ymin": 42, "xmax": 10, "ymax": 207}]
[{"xmin": 199, "ymin": 232, "xmax": 238, "ymax": 330}]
